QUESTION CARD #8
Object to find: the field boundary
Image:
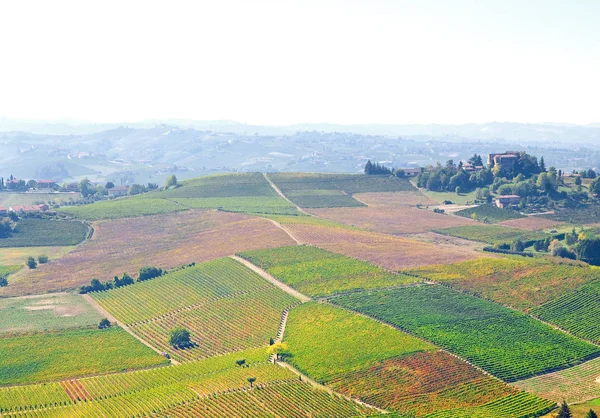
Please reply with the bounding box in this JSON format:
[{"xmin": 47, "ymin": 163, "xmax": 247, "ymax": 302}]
[
  {"xmin": 263, "ymin": 173, "xmax": 309, "ymax": 215},
  {"xmin": 230, "ymin": 255, "xmax": 311, "ymax": 303},
  {"xmin": 82, "ymin": 294, "xmax": 179, "ymax": 365}
]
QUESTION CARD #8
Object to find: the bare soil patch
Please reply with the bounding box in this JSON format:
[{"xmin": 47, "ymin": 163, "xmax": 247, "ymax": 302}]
[{"xmin": 499, "ymin": 216, "xmax": 562, "ymax": 230}]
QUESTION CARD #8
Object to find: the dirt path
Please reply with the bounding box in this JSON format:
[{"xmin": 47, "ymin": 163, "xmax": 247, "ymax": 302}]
[
  {"xmin": 82, "ymin": 294, "xmax": 179, "ymax": 365},
  {"xmin": 263, "ymin": 173, "xmax": 310, "ymax": 215},
  {"xmin": 229, "ymin": 256, "xmax": 311, "ymax": 303},
  {"xmin": 265, "ymin": 218, "xmax": 304, "ymax": 245}
]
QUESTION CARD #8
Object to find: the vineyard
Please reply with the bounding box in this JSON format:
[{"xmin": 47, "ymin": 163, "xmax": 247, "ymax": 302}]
[
  {"xmin": 0, "ymin": 293, "xmax": 102, "ymax": 334},
  {"xmin": 531, "ymin": 279, "xmax": 600, "ymax": 343},
  {"xmin": 329, "ymin": 351, "xmax": 543, "ymax": 417},
  {"xmin": 94, "ymin": 257, "xmax": 299, "ymax": 361},
  {"xmin": 332, "ymin": 285, "xmax": 600, "ymax": 381},
  {"xmin": 454, "ymin": 204, "xmax": 525, "ymax": 223},
  {"xmin": 0, "ymin": 327, "xmax": 167, "ymax": 385},
  {"xmin": 513, "ymin": 356, "xmax": 600, "ymax": 403},
  {"xmin": 404, "ymin": 256, "xmax": 600, "ymax": 310},
  {"xmin": 58, "ymin": 198, "xmax": 186, "ymax": 220},
  {"xmin": 433, "ymin": 224, "xmax": 549, "ymax": 245},
  {"xmin": 0, "ymin": 219, "xmax": 89, "ymax": 247},
  {"xmin": 4, "ymin": 211, "xmax": 295, "ymax": 297},
  {"xmin": 283, "ymin": 303, "xmax": 434, "ymax": 382},
  {"xmin": 283, "ymin": 224, "xmax": 479, "ymax": 270},
  {"xmin": 309, "ymin": 204, "xmax": 476, "ymax": 235},
  {"xmin": 238, "ymin": 245, "xmax": 420, "ymax": 297},
  {"xmin": 269, "ymin": 172, "xmax": 415, "ymax": 208},
  {"xmin": 499, "ymin": 216, "xmax": 560, "ymax": 231}
]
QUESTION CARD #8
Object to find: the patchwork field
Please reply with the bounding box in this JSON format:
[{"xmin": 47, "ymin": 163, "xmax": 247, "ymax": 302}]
[
  {"xmin": 404, "ymin": 257, "xmax": 600, "ymax": 311},
  {"xmin": 499, "ymin": 216, "xmax": 562, "ymax": 231},
  {"xmin": 238, "ymin": 245, "xmax": 420, "ymax": 297},
  {"xmin": 0, "ymin": 218, "xmax": 89, "ymax": 247},
  {"xmin": 333, "ymin": 285, "xmax": 600, "ymax": 382},
  {"xmin": 531, "ymin": 279, "xmax": 600, "ymax": 343},
  {"xmin": 283, "ymin": 224, "xmax": 480, "ymax": 270},
  {"xmin": 0, "ymin": 293, "xmax": 102, "ymax": 334},
  {"xmin": 93, "ymin": 257, "xmax": 299, "ymax": 361},
  {"xmin": 269, "ymin": 172, "xmax": 415, "ymax": 208},
  {"xmin": 0, "ymin": 246, "xmax": 73, "ymax": 265},
  {"xmin": 353, "ymin": 191, "xmax": 438, "ymax": 207},
  {"xmin": 454, "ymin": 204, "xmax": 524, "ymax": 223},
  {"xmin": 0, "ymin": 327, "xmax": 167, "ymax": 385},
  {"xmin": 433, "ymin": 224, "xmax": 550, "ymax": 245},
  {"xmin": 2, "ymin": 210, "xmax": 295, "ymax": 296},
  {"xmin": 283, "ymin": 302, "xmax": 434, "ymax": 382},
  {"xmin": 59, "ymin": 173, "xmax": 298, "ymax": 220},
  {"xmin": 284, "ymin": 303, "xmax": 552, "ymax": 417},
  {"xmin": 513, "ymin": 356, "xmax": 600, "ymax": 404},
  {"xmin": 309, "ymin": 205, "xmax": 477, "ymax": 235}
]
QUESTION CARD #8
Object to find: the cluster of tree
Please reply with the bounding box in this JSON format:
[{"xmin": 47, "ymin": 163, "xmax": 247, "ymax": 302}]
[
  {"xmin": 555, "ymin": 400, "xmax": 597, "ymax": 418},
  {"xmin": 79, "ymin": 266, "xmax": 164, "ymax": 293},
  {"xmin": 138, "ymin": 266, "xmax": 164, "ymax": 281},
  {"xmin": 0, "ymin": 175, "xmax": 27, "ymax": 191},
  {"xmin": 364, "ymin": 160, "xmax": 392, "ymax": 175},
  {"xmin": 168, "ymin": 327, "xmax": 192, "ymax": 348},
  {"xmin": 0, "ymin": 218, "xmax": 15, "ymax": 238},
  {"xmin": 416, "ymin": 160, "xmax": 493, "ymax": 193},
  {"xmin": 164, "ymin": 175, "xmax": 178, "ymax": 189},
  {"xmin": 574, "ymin": 169, "xmax": 597, "ymax": 179}
]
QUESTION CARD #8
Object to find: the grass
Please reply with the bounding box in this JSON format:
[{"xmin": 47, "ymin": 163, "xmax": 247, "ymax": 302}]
[
  {"xmin": 433, "ymin": 224, "xmax": 549, "ymax": 245},
  {"xmin": 238, "ymin": 245, "xmax": 420, "ymax": 297},
  {"xmin": 333, "ymin": 285, "xmax": 600, "ymax": 382},
  {"xmin": 418, "ymin": 189, "xmax": 479, "ymax": 205},
  {"xmin": 259, "ymin": 213, "xmax": 356, "ymax": 229},
  {"xmin": 0, "ymin": 246, "xmax": 73, "ymax": 265},
  {"xmin": 3, "ymin": 210, "xmax": 295, "ymax": 297},
  {"xmin": 283, "ymin": 302, "xmax": 434, "ymax": 381},
  {"xmin": 0, "ymin": 218, "xmax": 89, "ymax": 247},
  {"xmin": 0, "ymin": 327, "xmax": 168, "ymax": 385},
  {"xmin": 403, "ymin": 256, "xmax": 600, "ymax": 311},
  {"xmin": 0, "ymin": 293, "xmax": 102, "ymax": 334},
  {"xmin": 455, "ymin": 204, "xmax": 525, "ymax": 223},
  {"xmin": 531, "ymin": 279, "xmax": 600, "ymax": 343},
  {"xmin": 0, "ymin": 265, "xmax": 21, "ymax": 278}
]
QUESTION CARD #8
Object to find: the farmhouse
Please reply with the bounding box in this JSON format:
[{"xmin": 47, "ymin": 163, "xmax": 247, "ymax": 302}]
[
  {"xmin": 37, "ymin": 180, "xmax": 56, "ymax": 189},
  {"xmin": 402, "ymin": 168, "xmax": 421, "ymax": 177},
  {"xmin": 495, "ymin": 195, "xmax": 521, "ymax": 208},
  {"xmin": 488, "ymin": 152, "xmax": 519, "ymax": 170},
  {"xmin": 462, "ymin": 163, "xmax": 484, "ymax": 172},
  {"xmin": 9, "ymin": 204, "xmax": 49, "ymax": 214},
  {"xmin": 108, "ymin": 186, "xmax": 129, "ymax": 197}
]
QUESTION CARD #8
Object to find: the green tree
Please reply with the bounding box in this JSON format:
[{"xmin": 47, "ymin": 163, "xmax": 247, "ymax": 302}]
[
  {"xmin": 98, "ymin": 318, "xmax": 111, "ymax": 329},
  {"xmin": 267, "ymin": 342, "xmax": 290, "ymax": 361},
  {"xmin": 247, "ymin": 377, "xmax": 256, "ymax": 388},
  {"xmin": 556, "ymin": 400, "xmax": 571, "ymax": 418},
  {"xmin": 79, "ymin": 178, "xmax": 95, "ymax": 198},
  {"xmin": 511, "ymin": 239, "xmax": 525, "ymax": 252},
  {"xmin": 138, "ymin": 266, "xmax": 163, "ymax": 282},
  {"xmin": 590, "ymin": 177, "xmax": 600, "ymax": 196},
  {"xmin": 164, "ymin": 175, "xmax": 178, "ymax": 189},
  {"xmin": 169, "ymin": 327, "xmax": 191, "ymax": 348},
  {"xmin": 576, "ymin": 238, "xmax": 600, "ymax": 266},
  {"xmin": 236, "ymin": 359, "xmax": 246, "ymax": 367},
  {"xmin": 0, "ymin": 276, "xmax": 8, "ymax": 287},
  {"xmin": 38, "ymin": 255, "xmax": 49, "ymax": 264},
  {"xmin": 539, "ymin": 156, "xmax": 546, "ymax": 172},
  {"xmin": 575, "ymin": 176, "xmax": 582, "ymax": 186},
  {"xmin": 585, "ymin": 409, "xmax": 598, "ymax": 418},
  {"xmin": 26, "ymin": 256, "xmax": 37, "ymax": 269},
  {"xmin": 0, "ymin": 218, "xmax": 14, "ymax": 238},
  {"xmin": 105, "ymin": 181, "xmax": 115, "ymax": 189}
]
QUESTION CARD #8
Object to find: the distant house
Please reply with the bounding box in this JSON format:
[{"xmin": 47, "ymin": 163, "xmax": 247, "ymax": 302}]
[
  {"xmin": 488, "ymin": 152, "xmax": 519, "ymax": 171},
  {"xmin": 402, "ymin": 168, "xmax": 422, "ymax": 177},
  {"xmin": 462, "ymin": 163, "xmax": 484, "ymax": 172},
  {"xmin": 37, "ymin": 180, "xmax": 56, "ymax": 189},
  {"xmin": 495, "ymin": 195, "xmax": 521, "ymax": 209},
  {"xmin": 108, "ymin": 186, "xmax": 129, "ymax": 197},
  {"xmin": 9, "ymin": 204, "xmax": 49, "ymax": 214},
  {"xmin": 66, "ymin": 182, "xmax": 80, "ymax": 192},
  {"xmin": 5, "ymin": 179, "xmax": 21, "ymax": 190}
]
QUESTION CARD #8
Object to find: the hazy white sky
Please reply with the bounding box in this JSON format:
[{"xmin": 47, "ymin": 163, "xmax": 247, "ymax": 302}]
[{"xmin": 0, "ymin": 0, "xmax": 598, "ymax": 125}]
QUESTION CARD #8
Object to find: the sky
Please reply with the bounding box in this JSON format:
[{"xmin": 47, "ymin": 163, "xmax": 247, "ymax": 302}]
[{"xmin": 0, "ymin": 0, "xmax": 598, "ymax": 126}]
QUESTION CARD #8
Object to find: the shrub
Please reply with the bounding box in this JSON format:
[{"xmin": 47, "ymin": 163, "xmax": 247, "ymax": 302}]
[
  {"xmin": 26, "ymin": 257, "xmax": 37, "ymax": 269},
  {"xmin": 168, "ymin": 327, "xmax": 192, "ymax": 348},
  {"xmin": 98, "ymin": 318, "xmax": 111, "ymax": 329},
  {"xmin": 38, "ymin": 255, "xmax": 49, "ymax": 264},
  {"xmin": 138, "ymin": 266, "xmax": 163, "ymax": 282}
]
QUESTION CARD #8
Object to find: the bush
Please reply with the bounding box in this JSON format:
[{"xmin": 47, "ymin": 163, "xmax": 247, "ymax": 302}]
[
  {"xmin": 26, "ymin": 256, "xmax": 37, "ymax": 269},
  {"xmin": 168, "ymin": 327, "xmax": 192, "ymax": 348},
  {"xmin": 38, "ymin": 255, "xmax": 49, "ymax": 264},
  {"xmin": 433, "ymin": 208, "xmax": 445, "ymax": 214},
  {"xmin": 511, "ymin": 239, "xmax": 525, "ymax": 252},
  {"xmin": 0, "ymin": 276, "xmax": 7, "ymax": 287},
  {"xmin": 98, "ymin": 318, "xmax": 111, "ymax": 329},
  {"xmin": 138, "ymin": 266, "xmax": 163, "ymax": 282}
]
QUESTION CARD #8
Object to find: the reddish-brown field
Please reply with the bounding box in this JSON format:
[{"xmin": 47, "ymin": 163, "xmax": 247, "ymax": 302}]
[
  {"xmin": 2, "ymin": 210, "xmax": 295, "ymax": 296},
  {"xmin": 309, "ymin": 205, "xmax": 477, "ymax": 235},
  {"xmin": 499, "ymin": 216, "xmax": 561, "ymax": 230},
  {"xmin": 329, "ymin": 350, "xmax": 515, "ymax": 417},
  {"xmin": 284, "ymin": 224, "xmax": 480, "ymax": 270},
  {"xmin": 353, "ymin": 191, "xmax": 438, "ymax": 207}
]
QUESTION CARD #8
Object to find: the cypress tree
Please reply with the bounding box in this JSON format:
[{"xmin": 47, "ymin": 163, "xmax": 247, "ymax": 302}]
[
  {"xmin": 556, "ymin": 400, "xmax": 571, "ymax": 418},
  {"xmin": 585, "ymin": 409, "xmax": 598, "ymax": 418}
]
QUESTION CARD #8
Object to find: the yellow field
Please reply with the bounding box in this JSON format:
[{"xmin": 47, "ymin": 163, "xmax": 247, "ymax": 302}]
[{"xmin": 0, "ymin": 246, "xmax": 75, "ymax": 265}]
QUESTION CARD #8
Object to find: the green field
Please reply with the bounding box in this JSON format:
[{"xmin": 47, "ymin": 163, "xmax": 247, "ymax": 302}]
[
  {"xmin": 269, "ymin": 172, "xmax": 415, "ymax": 208},
  {"xmin": 433, "ymin": 224, "xmax": 549, "ymax": 245},
  {"xmin": 0, "ymin": 265, "xmax": 21, "ymax": 278},
  {"xmin": 0, "ymin": 327, "xmax": 168, "ymax": 385},
  {"xmin": 455, "ymin": 204, "xmax": 525, "ymax": 223},
  {"xmin": 404, "ymin": 256, "xmax": 600, "ymax": 310},
  {"xmin": 333, "ymin": 285, "xmax": 600, "ymax": 382},
  {"xmin": 92, "ymin": 258, "xmax": 275, "ymax": 323},
  {"xmin": 59, "ymin": 173, "xmax": 298, "ymax": 220},
  {"xmin": 0, "ymin": 218, "xmax": 89, "ymax": 247},
  {"xmin": 238, "ymin": 245, "xmax": 420, "ymax": 297},
  {"xmin": 284, "ymin": 302, "xmax": 434, "ymax": 381},
  {"xmin": 417, "ymin": 188, "xmax": 479, "ymax": 205},
  {"xmin": 0, "ymin": 293, "xmax": 102, "ymax": 334},
  {"xmin": 532, "ymin": 279, "xmax": 600, "ymax": 343}
]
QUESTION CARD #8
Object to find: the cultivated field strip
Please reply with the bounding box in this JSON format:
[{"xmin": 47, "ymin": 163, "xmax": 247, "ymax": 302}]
[
  {"xmin": 92, "ymin": 258, "xmax": 273, "ymax": 324},
  {"xmin": 512, "ymin": 356, "xmax": 600, "ymax": 403},
  {"xmin": 332, "ymin": 285, "xmax": 600, "ymax": 382},
  {"xmin": 531, "ymin": 279, "xmax": 600, "ymax": 343},
  {"xmin": 129, "ymin": 287, "xmax": 299, "ymax": 361}
]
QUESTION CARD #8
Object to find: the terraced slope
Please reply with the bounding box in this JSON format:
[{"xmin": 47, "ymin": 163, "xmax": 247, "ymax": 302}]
[{"xmin": 333, "ymin": 285, "xmax": 600, "ymax": 382}]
